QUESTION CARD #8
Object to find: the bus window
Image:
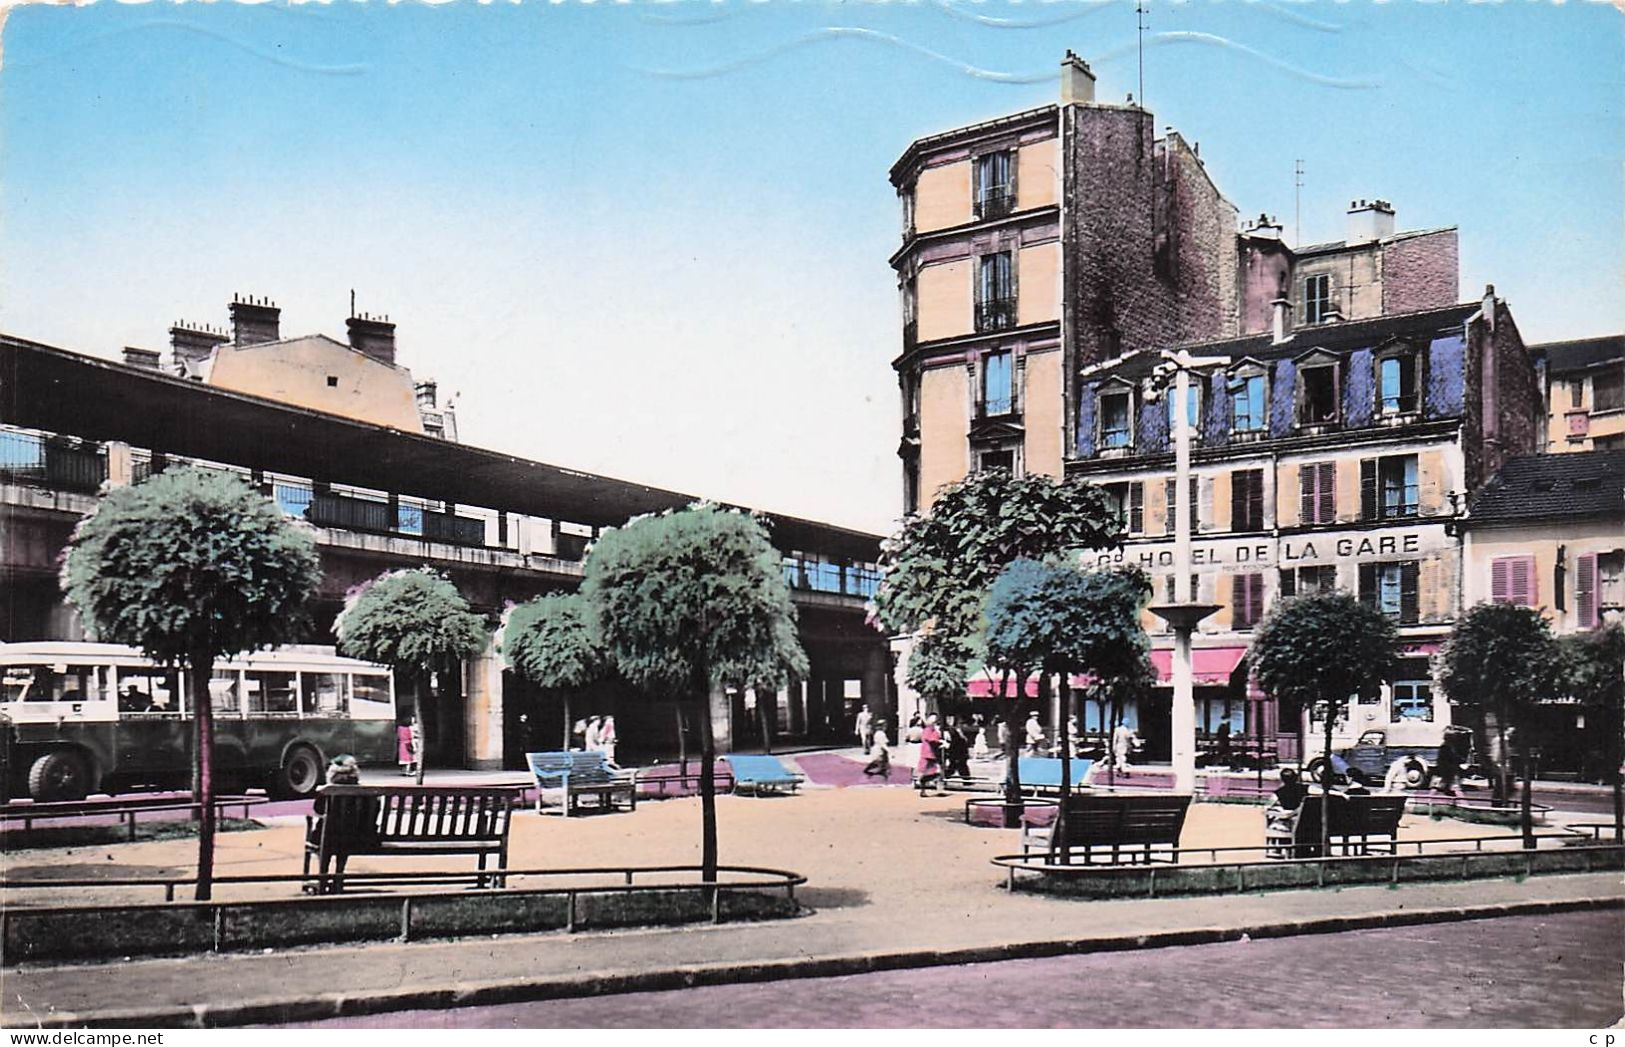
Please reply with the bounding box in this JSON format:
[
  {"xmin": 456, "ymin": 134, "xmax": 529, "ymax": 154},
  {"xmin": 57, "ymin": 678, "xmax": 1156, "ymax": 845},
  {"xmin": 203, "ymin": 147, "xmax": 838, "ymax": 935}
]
[
  {"xmin": 246, "ymin": 671, "xmax": 297, "ymax": 715},
  {"xmin": 1391, "ymin": 681, "xmax": 1434, "ymax": 721},
  {"xmin": 118, "ymin": 668, "xmax": 182, "ymax": 715},
  {"xmin": 3, "ymin": 665, "xmax": 107, "ymax": 704},
  {"xmin": 211, "ymin": 670, "xmax": 243, "ymax": 716},
  {"xmin": 300, "ymin": 673, "xmax": 347, "ymax": 716},
  {"xmin": 351, "ymin": 674, "xmax": 392, "ymax": 708}
]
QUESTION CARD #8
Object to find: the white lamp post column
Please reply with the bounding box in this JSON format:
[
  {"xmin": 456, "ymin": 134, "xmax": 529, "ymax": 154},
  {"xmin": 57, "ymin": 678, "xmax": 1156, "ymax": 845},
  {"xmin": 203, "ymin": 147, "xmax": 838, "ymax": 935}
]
[{"xmin": 1149, "ymin": 351, "xmax": 1224, "ymax": 795}]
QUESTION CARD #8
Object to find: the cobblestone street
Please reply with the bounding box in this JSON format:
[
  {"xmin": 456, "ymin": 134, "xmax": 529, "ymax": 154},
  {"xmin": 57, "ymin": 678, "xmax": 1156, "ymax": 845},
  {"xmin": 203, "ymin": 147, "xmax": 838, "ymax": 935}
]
[{"xmin": 287, "ymin": 910, "xmax": 1623, "ymax": 1029}]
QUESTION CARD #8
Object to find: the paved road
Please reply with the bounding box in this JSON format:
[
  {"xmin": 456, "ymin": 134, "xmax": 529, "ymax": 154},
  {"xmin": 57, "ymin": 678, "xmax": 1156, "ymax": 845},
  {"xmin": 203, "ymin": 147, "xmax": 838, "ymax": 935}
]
[{"xmin": 285, "ymin": 910, "xmax": 1623, "ymax": 1029}]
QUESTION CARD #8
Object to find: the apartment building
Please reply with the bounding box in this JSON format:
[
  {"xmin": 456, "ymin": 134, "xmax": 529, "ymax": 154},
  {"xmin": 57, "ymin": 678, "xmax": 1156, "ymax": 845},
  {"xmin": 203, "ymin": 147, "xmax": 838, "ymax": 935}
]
[{"xmin": 1533, "ymin": 334, "xmax": 1625, "ymax": 453}]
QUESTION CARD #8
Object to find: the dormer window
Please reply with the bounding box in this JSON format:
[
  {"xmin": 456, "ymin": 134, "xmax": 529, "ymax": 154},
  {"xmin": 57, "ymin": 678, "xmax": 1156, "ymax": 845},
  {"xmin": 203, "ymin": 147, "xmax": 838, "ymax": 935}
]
[
  {"xmin": 1304, "ymin": 274, "xmax": 1332, "ymax": 325},
  {"xmin": 974, "ymin": 151, "xmax": 1013, "ymax": 219},
  {"xmin": 1297, "ymin": 360, "xmax": 1339, "ymax": 425},
  {"xmin": 1229, "ymin": 370, "xmax": 1268, "ymax": 433},
  {"xmin": 1378, "ymin": 351, "xmax": 1419, "ymax": 415},
  {"xmin": 1165, "ymin": 382, "xmax": 1202, "ymax": 437},
  {"xmin": 1100, "ymin": 388, "xmax": 1134, "ymax": 449}
]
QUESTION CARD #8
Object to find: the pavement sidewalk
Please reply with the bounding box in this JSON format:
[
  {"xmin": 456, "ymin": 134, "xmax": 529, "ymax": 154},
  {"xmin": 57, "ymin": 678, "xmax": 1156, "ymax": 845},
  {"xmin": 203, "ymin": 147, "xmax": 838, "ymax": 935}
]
[{"xmin": 3, "ymin": 872, "xmax": 1619, "ymax": 1027}]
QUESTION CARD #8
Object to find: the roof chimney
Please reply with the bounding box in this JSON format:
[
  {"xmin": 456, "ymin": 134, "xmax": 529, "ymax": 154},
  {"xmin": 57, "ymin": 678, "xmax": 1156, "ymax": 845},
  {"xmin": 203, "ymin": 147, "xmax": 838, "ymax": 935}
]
[
  {"xmin": 121, "ymin": 346, "xmax": 161, "ymax": 371},
  {"xmin": 169, "ymin": 321, "xmax": 229, "ymax": 377},
  {"xmin": 1060, "ymin": 51, "xmax": 1096, "ymax": 105},
  {"xmin": 1245, "ymin": 213, "xmax": 1283, "ymax": 241},
  {"xmin": 1271, "ymin": 296, "xmax": 1294, "ymax": 345},
  {"xmin": 229, "ymin": 294, "xmax": 281, "ymax": 346},
  {"xmin": 346, "ymin": 311, "xmax": 397, "ymax": 367},
  {"xmin": 1345, "ymin": 199, "xmax": 1396, "ymax": 246}
]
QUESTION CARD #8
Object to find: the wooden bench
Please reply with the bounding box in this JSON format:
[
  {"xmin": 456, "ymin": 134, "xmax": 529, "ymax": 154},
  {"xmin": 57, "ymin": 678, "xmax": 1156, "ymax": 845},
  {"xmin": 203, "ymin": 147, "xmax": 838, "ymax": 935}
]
[
  {"xmin": 302, "ymin": 785, "xmax": 515, "ymax": 894},
  {"xmin": 1276, "ymin": 793, "xmax": 1408, "ymax": 859},
  {"xmin": 526, "ymin": 751, "xmax": 638, "ymax": 816},
  {"xmin": 1021, "ymin": 793, "xmax": 1192, "ymax": 865},
  {"xmin": 722, "ymin": 755, "xmax": 804, "ymax": 795}
]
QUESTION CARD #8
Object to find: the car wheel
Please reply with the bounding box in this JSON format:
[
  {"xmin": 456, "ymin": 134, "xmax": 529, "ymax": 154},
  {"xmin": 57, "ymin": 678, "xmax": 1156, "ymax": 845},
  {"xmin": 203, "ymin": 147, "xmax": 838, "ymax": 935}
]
[
  {"xmin": 1403, "ymin": 762, "xmax": 1431, "ymax": 790},
  {"xmin": 273, "ymin": 746, "xmax": 323, "ymax": 799},
  {"xmin": 1305, "ymin": 757, "xmax": 1330, "ymax": 785},
  {"xmin": 28, "ymin": 750, "xmax": 92, "ymax": 802}
]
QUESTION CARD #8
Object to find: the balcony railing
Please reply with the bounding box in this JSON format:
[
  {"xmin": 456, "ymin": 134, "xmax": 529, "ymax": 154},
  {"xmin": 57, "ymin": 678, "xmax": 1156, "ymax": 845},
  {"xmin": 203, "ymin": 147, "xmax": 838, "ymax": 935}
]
[
  {"xmin": 307, "ymin": 490, "xmax": 486, "ymax": 547},
  {"xmin": 975, "ymin": 297, "xmax": 1017, "ymax": 333},
  {"xmin": 0, "ymin": 430, "xmax": 107, "ymax": 493},
  {"xmin": 975, "ymin": 189, "xmax": 1014, "ymax": 220}
]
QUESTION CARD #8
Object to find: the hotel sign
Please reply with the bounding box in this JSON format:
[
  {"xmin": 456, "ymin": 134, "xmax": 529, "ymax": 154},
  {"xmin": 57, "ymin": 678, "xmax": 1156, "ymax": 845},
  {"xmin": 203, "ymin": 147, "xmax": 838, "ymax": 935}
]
[{"xmin": 1092, "ymin": 524, "xmax": 1450, "ymax": 571}]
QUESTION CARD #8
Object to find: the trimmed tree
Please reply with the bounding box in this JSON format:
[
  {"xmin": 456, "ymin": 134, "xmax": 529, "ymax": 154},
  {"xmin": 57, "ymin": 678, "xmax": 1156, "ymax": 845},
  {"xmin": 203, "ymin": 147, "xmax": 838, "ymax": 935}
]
[
  {"xmin": 1250, "ymin": 591, "xmax": 1398, "ymax": 859},
  {"xmin": 873, "ymin": 471, "xmax": 1123, "ymax": 818},
  {"xmin": 1558, "ymin": 622, "xmax": 1625, "ymax": 843},
  {"xmin": 334, "ymin": 568, "xmax": 488, "ymax": 785},
  {"xmin": 1439, "ymin": 602, "xmax": 1563, "ymax": 848},
  {"xmin": 985, "ymin": 560, "xmax": 1152, "ymax": 860},
  {"xmin": 581, "ymin": 505, "xmax": 807, "ymax": 881},
  {"xmin": 500, "ymin": 593, "xmax": 607, "ymax": 751},
  {"xmin": 61, "ymin": 466, "xmax": 320, "ymax": 900}
]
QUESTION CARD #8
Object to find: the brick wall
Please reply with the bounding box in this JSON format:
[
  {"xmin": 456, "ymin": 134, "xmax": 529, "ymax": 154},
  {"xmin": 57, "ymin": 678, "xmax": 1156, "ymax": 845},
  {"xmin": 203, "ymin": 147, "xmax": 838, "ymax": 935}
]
[{"xmin": 1381, "ymin": 229, "xmax": 1459, "ymax": 315}]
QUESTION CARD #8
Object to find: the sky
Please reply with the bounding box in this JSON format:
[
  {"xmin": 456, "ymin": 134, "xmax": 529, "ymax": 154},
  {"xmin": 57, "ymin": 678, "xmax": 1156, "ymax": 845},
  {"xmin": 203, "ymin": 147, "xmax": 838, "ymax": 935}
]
[{"xmin": 2, "ymin": 1, "xmax": 1620, "ymax": 535}]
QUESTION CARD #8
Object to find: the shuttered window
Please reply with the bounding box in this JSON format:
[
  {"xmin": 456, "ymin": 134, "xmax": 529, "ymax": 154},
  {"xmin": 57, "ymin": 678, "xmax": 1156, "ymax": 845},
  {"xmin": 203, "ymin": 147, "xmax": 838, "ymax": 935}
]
[
  {"xmin": 1359, "ymin": 561, "xmax": 1419, "ymax": 624},
  {"xmin": 1231, "ymin": 470, "xmax": 1265, "ymax": 531},
  {"xmin": 1232, "ymin": 573, "xmax": 1266, "ymax": 630},
  {"xmin": 1362, "ymin": 455, "xmax": 1419, "ymax": 520},
  {"xmin": 1490, "ymin": 555, "xmax": 1538, "ymax": 607},
  {"xmin": 1299, "ymin": 462, "xmax": 1336, "ymax": 525},
  {"xmin": 1165, "ymin": 476, "xmax": 1200, "ymax": 535},
  {"xmin": 1576, "ymin": 553, "xmax": 1598, "ymax": 629}
]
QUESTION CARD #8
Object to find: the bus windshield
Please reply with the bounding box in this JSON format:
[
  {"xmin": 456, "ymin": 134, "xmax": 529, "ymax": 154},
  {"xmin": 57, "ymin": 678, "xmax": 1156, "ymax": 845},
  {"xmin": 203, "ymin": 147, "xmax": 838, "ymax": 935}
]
[{"xmin": 3, "ymin": 664, "xmax": 108, "ymax": 704}]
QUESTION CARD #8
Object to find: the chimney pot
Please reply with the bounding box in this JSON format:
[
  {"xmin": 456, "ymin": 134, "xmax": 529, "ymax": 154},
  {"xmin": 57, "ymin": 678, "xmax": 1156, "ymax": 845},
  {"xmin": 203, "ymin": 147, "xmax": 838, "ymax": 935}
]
[
  {"xmin": 1271, "ymin": 297, "xmax": 1294, "ymax": 344},
  {"xmin": 347, "ymin": 312, "xmax": 398, "ymax": 367},
  {"xmin": 122, "ymin": 346, "xmax": 161, "ymax": 371},
  {"xmin": 228, "ymin": 296, "xmax": 281, "ymax": 346},
  {"xmin": 1060, "ymin": 52, "xmax": 1096, "ymax": 105}
]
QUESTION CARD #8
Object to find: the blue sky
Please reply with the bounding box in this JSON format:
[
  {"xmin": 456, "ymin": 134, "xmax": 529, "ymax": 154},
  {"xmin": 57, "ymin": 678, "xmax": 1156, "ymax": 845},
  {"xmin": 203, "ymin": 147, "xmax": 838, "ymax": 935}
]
[{"xmin": 2, "ymin": 1, "xmax": 1620, "ymax": 534}]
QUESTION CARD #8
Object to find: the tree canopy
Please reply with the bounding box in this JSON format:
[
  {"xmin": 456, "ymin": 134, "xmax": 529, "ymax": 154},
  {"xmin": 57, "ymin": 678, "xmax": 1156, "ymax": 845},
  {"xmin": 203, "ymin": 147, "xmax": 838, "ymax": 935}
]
[
  {"xmin": 1559, "ymin": 622, "xmax": 1625, "ymax": 841},
  {"xmin": 500, "ymin": 592, "xmax": 605, "ymax": 692},
  {"xmin": 1250, "ymin": 592, "xmax": 1397, "ymax": 710},
  {"xmin": 62, "ymin": 466, "xmax": 320, "ymax": 664},
  {"xmin": 984, "ymin": 560, "xmax": 1152, "ymax": 679},
  {"xmin": 1437, "ymin": 602, "xmax": 1562, "ymax": 720},
  {"xmin": 334, "ymin": 568, "xmax": 488, "ymax": 675}
]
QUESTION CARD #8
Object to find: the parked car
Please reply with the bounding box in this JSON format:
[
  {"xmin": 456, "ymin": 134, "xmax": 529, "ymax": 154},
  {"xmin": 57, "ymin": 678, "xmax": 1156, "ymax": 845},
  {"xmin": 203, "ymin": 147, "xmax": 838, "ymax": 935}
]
[{"xmin": 1306, "ymin": 725, "xmax": 1477, "ymax": 789}]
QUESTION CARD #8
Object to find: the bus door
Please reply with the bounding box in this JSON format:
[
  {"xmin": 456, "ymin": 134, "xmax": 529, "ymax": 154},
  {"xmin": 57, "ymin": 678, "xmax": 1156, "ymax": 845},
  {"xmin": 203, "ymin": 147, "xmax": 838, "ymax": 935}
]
[
  {"xmin": 113, "ymin": 666, "xmax": 187, "ymax": 781},
  {"xmin": 207, "ymin": 670, "xmax": 251, "ymax": 776},
  {"xmin": 298, "ymin": 671, "xmax": 356, "ymax": 758}
]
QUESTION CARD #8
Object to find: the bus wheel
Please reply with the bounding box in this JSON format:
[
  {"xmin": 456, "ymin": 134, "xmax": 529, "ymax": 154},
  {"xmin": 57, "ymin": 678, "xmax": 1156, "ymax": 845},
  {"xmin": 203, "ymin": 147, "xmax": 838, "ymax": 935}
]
[
  {"xmin": 274, "ymin": 746, "xmax": 323, "ymax": 799},
  {"xmin": 28, "ymin": 750, "xmax": 92, "ymax": 802}
]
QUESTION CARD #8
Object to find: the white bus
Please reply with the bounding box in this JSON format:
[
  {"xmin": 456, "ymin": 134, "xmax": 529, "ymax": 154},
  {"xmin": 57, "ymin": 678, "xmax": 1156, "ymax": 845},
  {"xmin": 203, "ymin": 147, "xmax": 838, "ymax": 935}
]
[{"xmin": 0, "ymin": 642, "xmax": 398, "ymax": 802}]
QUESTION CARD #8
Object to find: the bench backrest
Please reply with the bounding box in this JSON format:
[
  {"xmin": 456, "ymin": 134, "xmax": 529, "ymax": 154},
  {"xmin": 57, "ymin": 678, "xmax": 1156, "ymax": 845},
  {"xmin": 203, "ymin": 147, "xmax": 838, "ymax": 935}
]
[
  {"xmin": 1294, "ymin": 793, "xmax": 1407, "ymax": 844},
  {"xmin": 1055, "ymin": 794, "xmax": 1191, "ymax": 848},
  {"xmin": 1017, "ymin": 757, "xmax": 1093, "ymax": 788},
  {"xmin": 723, "ymin": 755, "xmax": 800, "ymax": 782},
  {"xmin": 318, "ymin": 786, "xmax": 514, "ymax": 843},
  {"xmin": 527, "ymin": 751, "xmax": 618, "ymax": 785}
]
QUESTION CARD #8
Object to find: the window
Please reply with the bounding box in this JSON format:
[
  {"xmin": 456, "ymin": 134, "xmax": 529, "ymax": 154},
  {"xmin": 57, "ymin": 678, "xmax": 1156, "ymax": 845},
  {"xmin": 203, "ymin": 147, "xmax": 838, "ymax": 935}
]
[
  {"xmin": 1104, "ymin": 481, "xmax": 1144, "ymax": 534},
  {"xmin": 118, "ymin": 668, "xmax": 182, "ymax": 714},
  {"xmin": 1490, "ymin": 555, "xmax": 1538, "ymax": 607},
  {"xmin": 1304, "ymin": 274, "xmax": 1332, "ymax": 325},
  {"xmin": 1391, "ymin": 681, "xmax": 1434, "ymax": 722},
  {"xmin": 1298, "ymin": 364, "xmax": 1339, "ymax": 425},
  {"xmin": 1165, "ymin": 382, "xmax": 1202, "ymax": 437},
  {"xmin": 274, "ymin": 483, "xmax": 312, "ymax": 519},
  {"xmin": 1230, "ymin": 372, "xmax": 1267, "ymax": 433},
  {"xmin": 1597, "ymin": 433, "xmax": 1625, "ymax": 451},
  {"xmin": 1361, "ymin": 455, "xmax": 1419, "ymax": 520},
  {"xmin": 1571, "ymin": 379, "xmax": 1585, "ymax": 410},
  {"xmin": 5, "ymin": 664, "xmax": 107, "ymax": 704},
  {"xmin": 210, "ymin": 670, "xmax": 241, "ymax": 716},
  {"xmin": 1231, "ymin": 573, "xmax": 1266, "ymax": 630},
  {"xmin": 1595, "ymin": 367, "xmax": 1625, "ymax": 412},
  {"xmin": 1164, "ymin": 574, "xmax": 1201, "ymax": 603},
  {"xmin": 975, "ymin": 253, "xmax": 1015, "ymax": 331},
  {"xmin": 1230, "ymin": 469, "xmax": 1265, "ymax": 531},
  {"xmin": 1099, "ymin": 390, "xmax": 1132, "ymax": 449},
  {"xmin": 352, "ymin": 674, "xmax": 392, "ymax": 707},
  {"xmin": 1165, "ymin": 476, "xmax": 1200, "ymax": 534},
  {"xmin": 979, "ymin": 449, "xmax": 1015, "ymax": 474},
  {"xmin": 1298, "ymin": 462, "xmax": 1337, "ymax": 525},
  {"xmin": 326, "ymin": 375, "xmax": 339, "ymax": 388},
  {"xmin": 973, "ymin": 151, "xmax": 1013, "ymax": 219},
  {"xmin": 1379, "ymin": 353, "xmax": 1419, "ymax": 414},
  {"xmin": 982, "ymin": 351, "xmax": 1014, "ymax": 416},
  {"xmin": 1359, "ymin": 561, "xmax": 1419, "ymax": 623},
  {"xmin": 301, "ymin": 673, "xmax": 348, "ymax": 716},
  {"xmin": 245, "ymin": 671, "xmax": 297, "ymax": 715},
  {"xmin": 1280, "ymin": 565, "xmax": 1337, "ymax": 598}
]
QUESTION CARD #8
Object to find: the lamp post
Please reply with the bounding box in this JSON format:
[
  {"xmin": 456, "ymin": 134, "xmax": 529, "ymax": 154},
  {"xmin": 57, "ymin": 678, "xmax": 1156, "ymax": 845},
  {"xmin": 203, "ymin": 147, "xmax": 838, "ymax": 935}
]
[{"xmin": 1145, "ymin": 350, "xmax": 1227, "ymax": 794}]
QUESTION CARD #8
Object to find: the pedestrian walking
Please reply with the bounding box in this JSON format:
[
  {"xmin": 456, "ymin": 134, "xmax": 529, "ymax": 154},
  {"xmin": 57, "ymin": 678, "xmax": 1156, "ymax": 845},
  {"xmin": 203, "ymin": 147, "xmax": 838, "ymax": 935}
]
[
  {"xmin": 396, "ymin": 721, "xmax": 415, "ymax": 776},
  {"xmin": 917, "ymin": 715, "xmax": 946, "ymax": 796},
  {"xmin": 996, "ymin": 717, "xmax": 1011, "ymax": 755},
  {"xmin": 1111, "ymin": 721, "xmax": 1138, "ymax": 771},
  {"xmin": 972, "ymin": 715, "xmax": 991, "ymax": 760},
  {"xmin": 906, "ymin": 712, "xmax": 923, "ymax": 744},
  {"xmin": 855, "ymin": 706, "xmax": 874, "ymax": 754},
  {"xmin": 409, "ymin": 719, "xmax": 424, "ymax": 776},
  {"xmin": 1216, "ymin": 721, "xmax": 1233, "ymax": 767},
  {"xmin": 584, "ymin": 715, "xmax": 603, "ymax": 753},
  {"xmin": 599, "ymin": 715, "xmax": 618, "ymax": 765},
  {"xmin": 943, "ymin": 718, "xmax": 973, "ymax": 782},
  {"xmin": 1024, "ymin": 711, "xmax": 1045, "ymax": 755}
]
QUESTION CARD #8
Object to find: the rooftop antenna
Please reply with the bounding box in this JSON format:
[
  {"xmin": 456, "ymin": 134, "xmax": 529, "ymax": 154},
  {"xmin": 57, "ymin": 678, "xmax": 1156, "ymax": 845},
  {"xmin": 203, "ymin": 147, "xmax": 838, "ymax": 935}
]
[
  {"xmin": 1294, "ymin": 159, "xmax": 1305, "ymax": 247},
  {"xmin": 350, "ymin": 289, "xmax": 356, "ymax": 319},
  {"xmin": 1136, "ymin": 0, "xmax": 1147, "ymax": 110}
]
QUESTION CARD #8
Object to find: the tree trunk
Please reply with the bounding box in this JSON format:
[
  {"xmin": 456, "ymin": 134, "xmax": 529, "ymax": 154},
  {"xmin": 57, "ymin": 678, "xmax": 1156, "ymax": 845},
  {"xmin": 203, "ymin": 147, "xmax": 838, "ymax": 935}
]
[
  {"xmin": 675, "ymin": 704, "xmax": 688, "ymax": 776},
  {"xmin": 1320, "ymin": 692, "xmax": 1334, "ymax": 862},
  {"xmin": 1054, "ymin": 673, "xmax": 1072, "ymax": 866},
  {"xmin": 1520, "ymin": 746, "xmax": 1536, "ymax": 850},
  {"xmin": 414, "ymin": 673, "xmax": 430, "ymax": 786},
  {"xmin": 189, "ymin": 651, "xmax": 216, "ymax": 902},
  {"xmin": 1492, "ymin": 712, "xmax": 1509, "ymax": 807},
  {"xmin": 696, "ymin": 693, "xmax": 718, "ymax": 882},
  {"xmin": 1612, "ymin": 701, "xmax": 1624, "ymax": 845},
  {"xmin": 562, "ymin": 692, "xmax": 572, "ymax": 751},
  {"xmin": 1000, "ymin": 668, "xmax": 1022, "ymax": 829},
  {"xmin": 758, "ymin": 692, "xmax": 773, "ymax": 754}
]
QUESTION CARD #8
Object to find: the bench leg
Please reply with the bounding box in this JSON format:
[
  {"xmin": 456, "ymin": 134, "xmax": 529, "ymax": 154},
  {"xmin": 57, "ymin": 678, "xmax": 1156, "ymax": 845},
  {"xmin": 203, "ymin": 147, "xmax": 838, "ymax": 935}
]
[{"xmin": 332, "ymin": 855, "xmax": 349, "ymax": 894}]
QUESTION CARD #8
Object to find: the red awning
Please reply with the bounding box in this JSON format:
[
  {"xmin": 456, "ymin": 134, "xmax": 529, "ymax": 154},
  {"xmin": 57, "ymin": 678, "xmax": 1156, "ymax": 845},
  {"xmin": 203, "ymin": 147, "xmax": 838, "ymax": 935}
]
[
  {"xmin": 1399, "ymin": 642, "xmax": 1440, "ymax": 659},
  {"xmin": 1149, "ymin": 647, "xmax": 1248, "ymax": 686},
  {"xmin": 965, "ymin": 674, "xmax": 1042, "ymax": 699}
]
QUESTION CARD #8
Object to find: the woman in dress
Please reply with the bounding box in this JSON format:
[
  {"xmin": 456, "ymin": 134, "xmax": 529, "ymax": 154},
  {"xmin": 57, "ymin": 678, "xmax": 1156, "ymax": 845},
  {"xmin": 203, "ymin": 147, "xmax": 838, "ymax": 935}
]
[{"xmin": 916, "ymin": 715, "xmax": 946, "ymax": 796}]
